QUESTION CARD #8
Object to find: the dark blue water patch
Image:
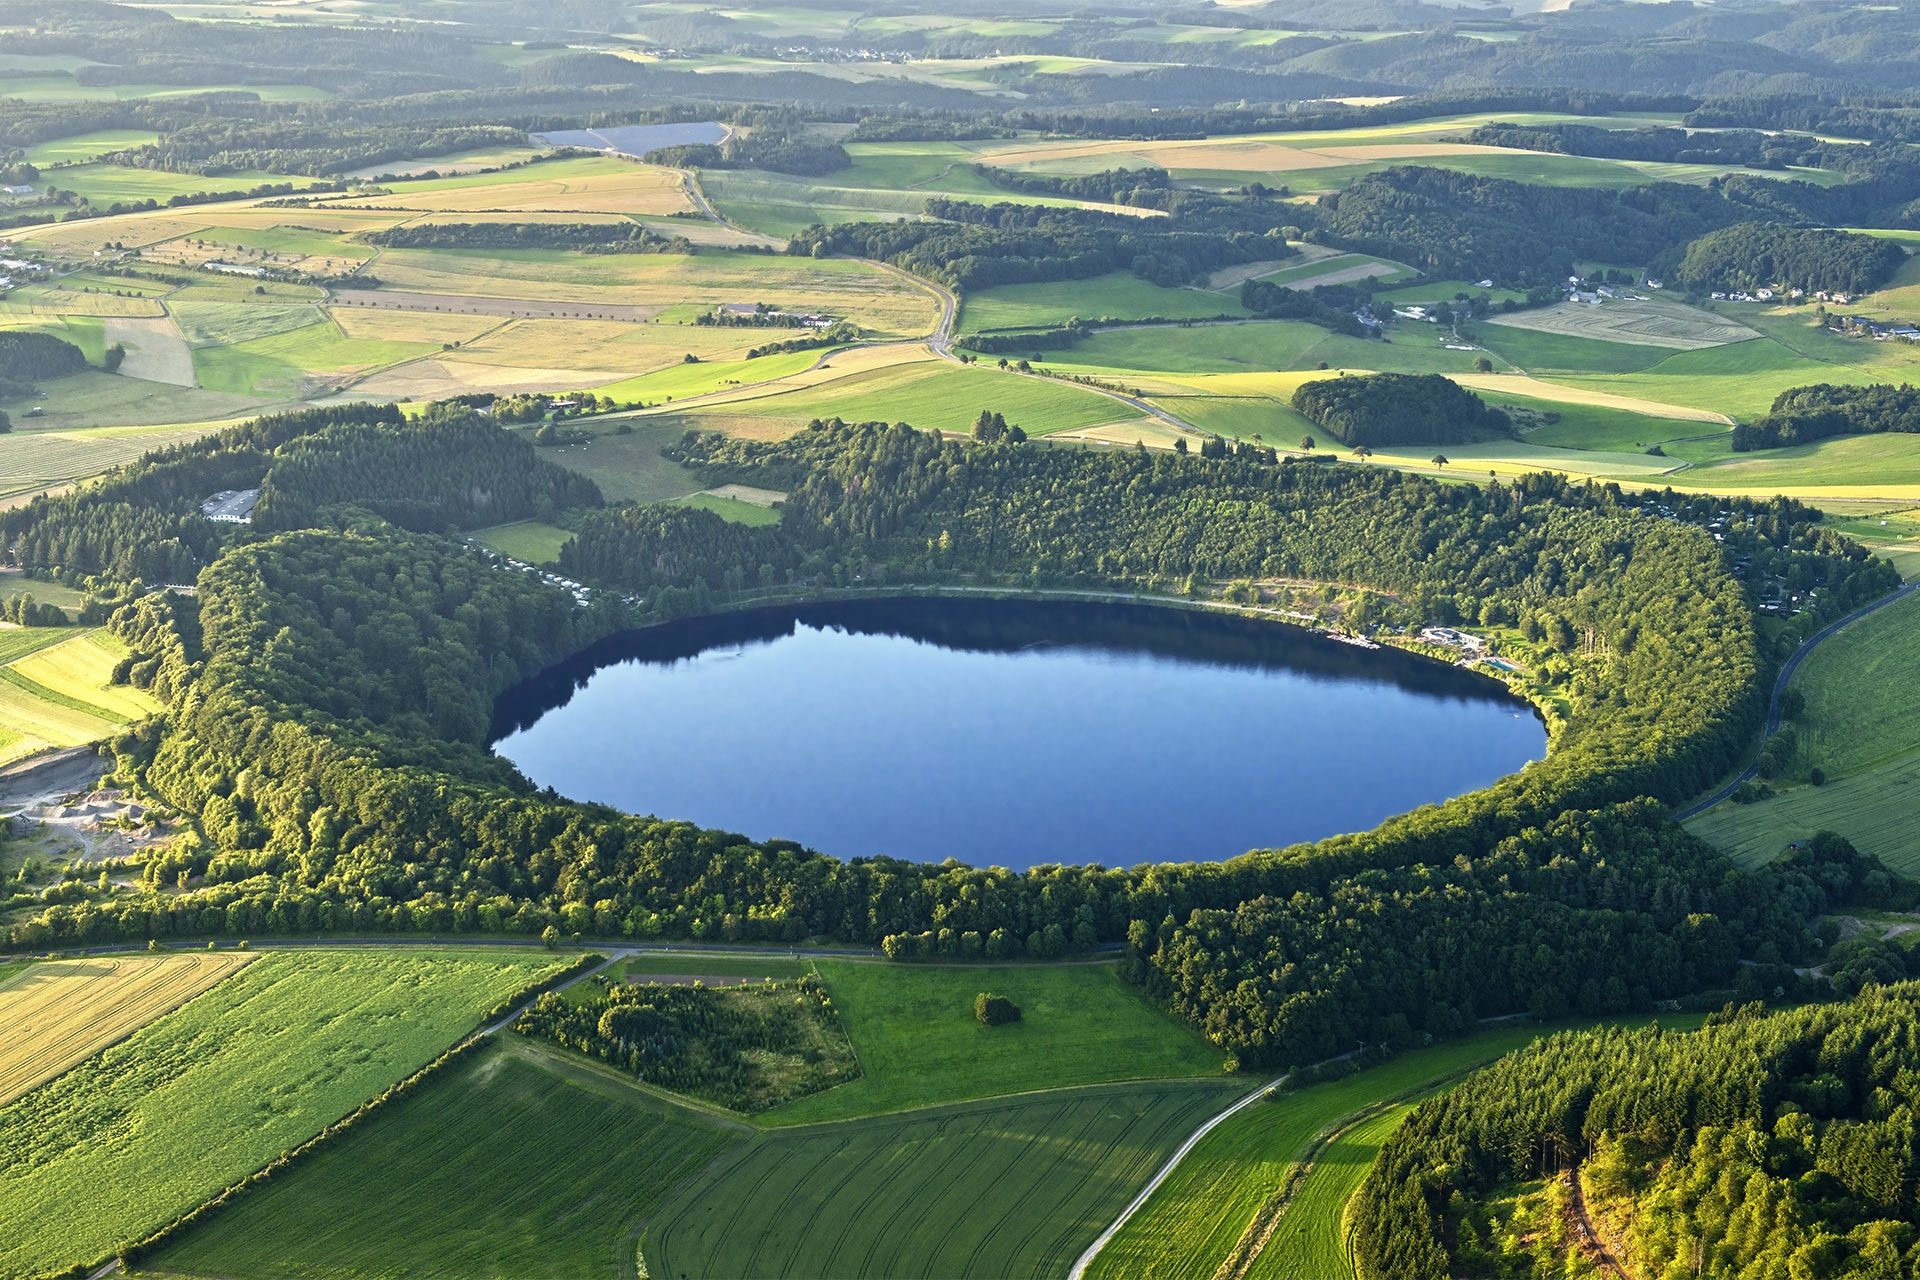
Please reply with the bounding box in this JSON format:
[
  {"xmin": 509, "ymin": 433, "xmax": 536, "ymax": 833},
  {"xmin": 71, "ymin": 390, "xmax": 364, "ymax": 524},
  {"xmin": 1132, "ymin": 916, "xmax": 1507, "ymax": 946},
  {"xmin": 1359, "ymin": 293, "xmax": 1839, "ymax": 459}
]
[
  {"xmin": 533, "ymin": 122, "xmax": 727, "ymax": 157},
  {"xmin": 489, "ymin": 597, "xmax": 1546, "ymax": 870}
]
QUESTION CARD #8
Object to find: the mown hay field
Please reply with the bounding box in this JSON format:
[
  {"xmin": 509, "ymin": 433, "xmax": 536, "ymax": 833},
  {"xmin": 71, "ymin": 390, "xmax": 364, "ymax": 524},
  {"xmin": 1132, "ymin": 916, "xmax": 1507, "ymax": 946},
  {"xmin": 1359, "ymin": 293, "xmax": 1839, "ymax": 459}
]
[
  {"xmin": 1486, "ymin": 298, "xmax": 1758, "ymax": 350},
  {"xmin": 649, "ymin": 1079, "xmax": 1245, "ymax": 1280},
  {"xmin": 0, "ymin": 949, "xmax": 567, "ymax": 1279},
  {"xmin": 147, "ymin": 1039, "xmax": 743, "ymax": 1280},
  {"xmin": 0, "ymin": 954, "xmax": 254, "ymax": 1106},
  {"xmin": 346, "ymin": 154, "xmax": 693, "ymax": 216}
]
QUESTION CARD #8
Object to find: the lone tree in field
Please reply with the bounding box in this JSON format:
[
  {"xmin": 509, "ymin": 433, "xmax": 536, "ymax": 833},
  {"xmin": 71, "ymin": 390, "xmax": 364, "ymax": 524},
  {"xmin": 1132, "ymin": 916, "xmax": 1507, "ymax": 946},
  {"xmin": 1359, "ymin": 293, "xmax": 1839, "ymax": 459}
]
[
  {"xmin": 1432, "ymin": 454, "xmax": 1449, "ymax": 468},
  {"xmin": 974, "ymin": 992, "xmax": 1021, "ymax": 1026}
]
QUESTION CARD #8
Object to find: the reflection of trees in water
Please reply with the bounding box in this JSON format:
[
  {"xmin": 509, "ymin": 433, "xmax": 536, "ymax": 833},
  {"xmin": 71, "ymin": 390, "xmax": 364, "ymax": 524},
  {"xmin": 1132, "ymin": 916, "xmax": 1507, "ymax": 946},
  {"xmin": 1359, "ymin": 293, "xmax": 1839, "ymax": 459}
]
[{"xmin": 487, "ymin": 597, "xmax": 1531, "ymax": 742}]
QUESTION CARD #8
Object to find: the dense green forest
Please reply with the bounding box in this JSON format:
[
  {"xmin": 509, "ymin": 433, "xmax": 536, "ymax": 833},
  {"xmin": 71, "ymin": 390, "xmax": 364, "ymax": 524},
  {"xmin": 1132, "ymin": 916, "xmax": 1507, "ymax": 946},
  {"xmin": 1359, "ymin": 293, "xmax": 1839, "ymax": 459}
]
[
  {"xmin": 971, "ymin": 163, "xmax": 1173, "ymax": 208},
  {"xmin": 1292, "ymin": 373, "xmax": 1510, "ymax": 447},
  {"xmin": 0, "ymin": 329, "xmax": 88, "ymax": 398},
  {"xmin": 1672, "ymin": 223, "xmax": 1907, "ymax": 295},
  {"xmin": 1312, "ymin": 168, "xmax": 1756, "ymax": 284},
  {"xmin": 1735, "ymin": 383, "xmax": 1920, "ymax": 452},
  {"xmin": 1237, "ymin": 278, "xmax": 1375, "ymax": 335},
  {"xmin": 1353, "ymin": 971, "xmax": 1920, "ymax": 1279}
]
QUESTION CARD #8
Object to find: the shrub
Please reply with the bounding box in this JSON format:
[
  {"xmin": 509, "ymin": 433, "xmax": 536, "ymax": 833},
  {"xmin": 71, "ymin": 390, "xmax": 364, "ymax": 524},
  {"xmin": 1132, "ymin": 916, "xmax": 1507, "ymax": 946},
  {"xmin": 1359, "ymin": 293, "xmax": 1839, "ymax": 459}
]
[{"xmin": 974, "ymin": 992, "xmax": 1021, "ymax": 1026}]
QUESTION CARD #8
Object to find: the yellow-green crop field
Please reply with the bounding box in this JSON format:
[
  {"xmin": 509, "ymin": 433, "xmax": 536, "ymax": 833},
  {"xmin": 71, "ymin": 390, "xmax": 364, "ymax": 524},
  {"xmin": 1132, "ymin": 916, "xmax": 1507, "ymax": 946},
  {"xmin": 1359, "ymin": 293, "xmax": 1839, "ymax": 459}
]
[
  {"xmin": 0, "ymin": 629, "xmax": 163, "ymax": 764},
  {"xmin": 0, "ymin": 954, "xmax": 255, "ymax": 1106}
]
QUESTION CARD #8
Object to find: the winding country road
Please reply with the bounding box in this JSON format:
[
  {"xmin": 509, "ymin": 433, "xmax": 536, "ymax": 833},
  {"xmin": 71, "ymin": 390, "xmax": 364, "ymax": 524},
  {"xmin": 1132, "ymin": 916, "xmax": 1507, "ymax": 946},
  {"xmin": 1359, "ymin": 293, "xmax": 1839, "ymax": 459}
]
[{"xmin": 1675, "ymin": 577, "xmax": 1920, "ymax": 820}]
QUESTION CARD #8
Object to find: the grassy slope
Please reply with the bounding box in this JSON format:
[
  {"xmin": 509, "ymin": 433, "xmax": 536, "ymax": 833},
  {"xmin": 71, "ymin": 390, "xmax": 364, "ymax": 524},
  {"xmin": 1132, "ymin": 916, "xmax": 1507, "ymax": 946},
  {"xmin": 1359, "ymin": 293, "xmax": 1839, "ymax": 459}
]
[
  {"xmin": 532, "ymin": 417, "xmax": 707, "ymax": 504},
  {"xmin": 1687, "ymin": 588, "xmax": 1920, "ymax": 869},
  {"xmin": 959, "ymin": 271, "xmax": 1251, "ymax": 332},
  {"xmin": 763, "ymin": 960, "xmax": 1224, "ymax": 1127},
  {"xmin": 0, "ymin": 949, "xmax": 564, "ymax": 1278},
  {"xmin": 472, "ymin": 520, "xmax": 572, "ymax": 564},
  {"xmin": 649, "ymin": 1078, "xmax": 1245, "ymax": 1280},
  {"xmin": 676, "ymin": 491, "xmax": 782, "ymax": 524},
  {"xmin": 147, "ymin": 1039, "xmax": 741, "ymax": 1280},
  {"xmin": 686, "ymin": 360, "xmax": 1145, "ymax": 436}
]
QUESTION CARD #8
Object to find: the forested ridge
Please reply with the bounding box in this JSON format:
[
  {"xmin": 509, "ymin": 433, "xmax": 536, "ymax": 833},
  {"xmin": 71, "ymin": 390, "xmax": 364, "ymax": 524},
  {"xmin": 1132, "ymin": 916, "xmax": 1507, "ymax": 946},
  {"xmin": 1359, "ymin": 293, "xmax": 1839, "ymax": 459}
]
[
  {"xmin": 0, "ymin": 412, "xmax": 1899, "ymax": 1074},
  {"xmin": 1353, "ymin": 972, "xmax": 1920, "ymax": 1279}
]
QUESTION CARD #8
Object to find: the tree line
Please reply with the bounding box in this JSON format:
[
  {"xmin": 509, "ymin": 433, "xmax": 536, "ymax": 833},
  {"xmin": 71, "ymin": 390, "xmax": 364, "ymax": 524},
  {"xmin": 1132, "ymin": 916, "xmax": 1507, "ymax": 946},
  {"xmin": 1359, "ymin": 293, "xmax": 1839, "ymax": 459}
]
[
  {"xmin": 787, "ymin": 199, "xmax": 1294, "ymax": 293},
  {"xmin": 363, "ymin": 221, "xmax": 693, "ymax": 255}
]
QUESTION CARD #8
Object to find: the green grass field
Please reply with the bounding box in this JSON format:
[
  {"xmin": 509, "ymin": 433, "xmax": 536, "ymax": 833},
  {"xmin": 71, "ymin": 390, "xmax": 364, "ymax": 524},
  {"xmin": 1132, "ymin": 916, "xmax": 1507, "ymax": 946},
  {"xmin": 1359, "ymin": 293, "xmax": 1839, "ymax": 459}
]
[
  {"xmin": 40, "ymin": 162, "xmax": 304, "ymax": 205},
  {"xmin": 685, "ymin": 359, "xmax": 1146, "ymax": 436},
  {"xmin": 0, "ymin": 949, "xmax": 566, "ymax": 1279},
  {"xmin": 145, "ymin": 1038, "xmax": 742, "ymax": 1280},
  {"xmin": 534, "ymin": 417, "xmax": 707, "ymax": 504},
  {"xmin": 649, "ymin": 1078, "xmax": 1245, "ymax": 1279},
  {"xmin": 472, "ymin": 520, "xmax": 572, "ymax": 564},
  {"xmin": 1687, "ymin": 587, "xmax": 1920, "ymax": 870},
  {"xmin": 959, "ymin": 271, "xmax": 1251, "ymax": 333},
  {"xmin": 191, "ymin": 318, "xmax": 440, "ymax": 396},
  {"xmin": 24, "ymin": 129, "xmax": 160, "ymax": 165},
  {"xmin": 1245, "ymin": 1102, "xmax": 1410, "ymax": 1280},
  {"xmin": 0, "ymin": 629, "xmax": 160, "ymax": 764},
  {"xmin": 676, "ymin": 491, "xmax": 783, "ymax": 524},
  {"xmin": 763, "ymin": 960, "xmax": 1224, "ymax": 1127}
]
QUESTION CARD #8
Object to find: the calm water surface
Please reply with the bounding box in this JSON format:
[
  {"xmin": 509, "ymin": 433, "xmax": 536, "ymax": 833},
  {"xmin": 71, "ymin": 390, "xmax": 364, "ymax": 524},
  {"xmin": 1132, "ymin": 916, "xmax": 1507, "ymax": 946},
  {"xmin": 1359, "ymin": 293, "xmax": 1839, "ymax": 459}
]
[{"xmin": 491, "ymin": 598, "xmax": 1544, "ymax": 869}]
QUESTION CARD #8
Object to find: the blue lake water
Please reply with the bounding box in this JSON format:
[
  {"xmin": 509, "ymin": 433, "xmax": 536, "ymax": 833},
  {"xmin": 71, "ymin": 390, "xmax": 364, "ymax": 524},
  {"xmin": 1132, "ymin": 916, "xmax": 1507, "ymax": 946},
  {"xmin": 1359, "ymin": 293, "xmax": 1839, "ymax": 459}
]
[
  {"xmin": 532, "ymin": 122, "xmax": 728, "ymax": 156},
  {"xmin": 490, "ymin": 598, "xmax": 1545, "ymax": 869}
]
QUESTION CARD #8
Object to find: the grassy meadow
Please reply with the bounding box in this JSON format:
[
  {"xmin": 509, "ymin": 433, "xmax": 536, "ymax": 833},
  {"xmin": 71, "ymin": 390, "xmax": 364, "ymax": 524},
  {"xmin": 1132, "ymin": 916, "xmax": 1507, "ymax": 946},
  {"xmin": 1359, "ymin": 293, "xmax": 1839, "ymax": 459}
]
[
  {"xmin": 1687, "ymin": 588, "xmax": 1920, "ymax": 870},
  {"xmin": 764, "ymin": 960, "xmax": 1224, "ymax": 1126},
  {"xmin": 0, "ymin": 949, "xmax": 567, "ymax": 1279}
]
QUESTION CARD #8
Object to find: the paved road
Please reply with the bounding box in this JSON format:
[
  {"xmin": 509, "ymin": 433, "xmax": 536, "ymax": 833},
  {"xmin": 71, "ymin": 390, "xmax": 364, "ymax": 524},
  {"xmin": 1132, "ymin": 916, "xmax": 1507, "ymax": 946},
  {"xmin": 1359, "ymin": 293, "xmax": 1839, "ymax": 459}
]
[{"xmin": 1675, "ymin": 578, "xmax": 1920, "ymax": 820}]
